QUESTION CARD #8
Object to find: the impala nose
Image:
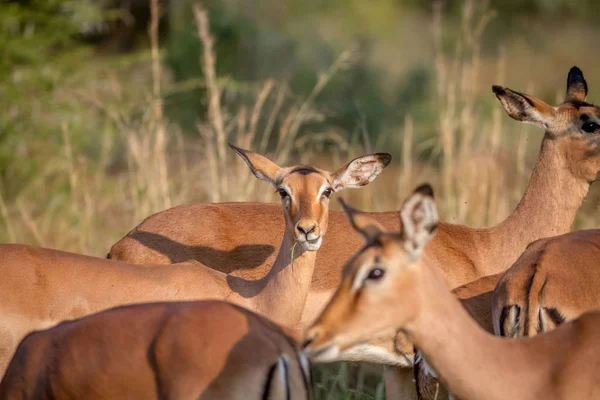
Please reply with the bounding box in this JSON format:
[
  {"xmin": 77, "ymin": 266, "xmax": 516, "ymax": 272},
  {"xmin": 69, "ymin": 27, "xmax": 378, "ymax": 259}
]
[{"xmin": 296, "ymin": 223, "xmax": 316, "ymax": 236}]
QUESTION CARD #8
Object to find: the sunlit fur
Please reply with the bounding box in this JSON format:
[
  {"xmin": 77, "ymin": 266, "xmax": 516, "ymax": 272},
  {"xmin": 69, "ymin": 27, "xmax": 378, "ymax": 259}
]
[
  {"xmin": 304, "ymin": 187, "xmax": 438, "ymax": 362},
  {"xmin": 305, "ymin": 236, "xmax": 425, "ymax": 362}
]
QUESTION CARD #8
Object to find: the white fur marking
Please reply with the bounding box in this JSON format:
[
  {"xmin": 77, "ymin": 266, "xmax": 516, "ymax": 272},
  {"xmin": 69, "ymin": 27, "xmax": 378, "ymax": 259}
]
[
  {"xmin": 338, "ymin": 344, "xmax": 414, "ymax": 367},
  {"xmin": 415, "ymin": 351, "xmax": 439, "ymax": 378},
  {"xmin": 281, "ymin": 184, "xmax": 294, "ymax": 203},
  {"xmin": 350, "ymin": 267, "xmax": 369, "ymax": 293},
  {"xmin": 316, "ymin": 184, "xmax": 330, "ymax": 200}
]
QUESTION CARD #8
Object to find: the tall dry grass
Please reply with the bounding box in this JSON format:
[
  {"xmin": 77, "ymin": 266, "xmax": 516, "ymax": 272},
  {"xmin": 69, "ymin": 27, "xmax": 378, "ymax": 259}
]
[{"xmin": 3, "ymin": 0, "xmax": 600, "ymax": 397}]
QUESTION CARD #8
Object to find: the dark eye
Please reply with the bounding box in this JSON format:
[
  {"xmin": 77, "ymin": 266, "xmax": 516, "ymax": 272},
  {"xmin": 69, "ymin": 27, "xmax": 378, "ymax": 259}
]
[
  {"xmin": 367, "ymin": 268, "xmax": 385, "ymax": 281},
  {"xmin": 322, "ymin": 188, "xmax": 333, "ymax": 199},
  {"xmin": 277, "ymin": 188, "xmax": 288, "ymax": 199},
  {"xmin": 582, "ymin": 121, "xmax": 600, "ymax": 133}
]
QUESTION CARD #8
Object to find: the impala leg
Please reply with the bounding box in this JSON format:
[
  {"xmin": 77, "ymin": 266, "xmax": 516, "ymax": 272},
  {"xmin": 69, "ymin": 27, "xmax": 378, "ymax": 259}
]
[{"xmin": 384, "ymin": 366, "xmax": 418, "ymax": 400}]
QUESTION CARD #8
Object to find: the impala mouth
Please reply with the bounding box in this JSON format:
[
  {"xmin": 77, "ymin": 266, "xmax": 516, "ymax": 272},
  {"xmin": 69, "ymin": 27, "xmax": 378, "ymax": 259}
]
[
  {"xmin": 296, "ymin": 235, "xmax": 323, "ymax": 251},
  {"xmin": 303, "ymin": 343, "xmax": 341, "ymax": 363}
]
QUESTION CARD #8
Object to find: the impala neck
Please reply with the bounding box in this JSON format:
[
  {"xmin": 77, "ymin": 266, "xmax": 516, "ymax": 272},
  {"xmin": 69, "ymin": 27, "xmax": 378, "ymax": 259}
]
[
  {"xmin": 406, "ymin": 263, "xmax": 539, "ymax": 400},
  {"xmin": 252, "ymin": 230, "xmax": 317, "ymax": 329},
  {"xmin": 487, "ymin": 137, "xmax": 588, "ymax": 272}
]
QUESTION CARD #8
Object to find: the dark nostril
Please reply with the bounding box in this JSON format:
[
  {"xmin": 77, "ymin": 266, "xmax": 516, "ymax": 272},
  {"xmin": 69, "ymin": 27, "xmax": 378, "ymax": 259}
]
[{"xmin": 297, "ymin": 224, "xmax": 316, "ymax": 236}]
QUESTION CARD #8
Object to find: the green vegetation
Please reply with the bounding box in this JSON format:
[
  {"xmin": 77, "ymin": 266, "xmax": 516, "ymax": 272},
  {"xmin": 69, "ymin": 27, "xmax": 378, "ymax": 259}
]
[{"xmin": 2, "ymin": 0, "xmax": 600, "ymax": 397}]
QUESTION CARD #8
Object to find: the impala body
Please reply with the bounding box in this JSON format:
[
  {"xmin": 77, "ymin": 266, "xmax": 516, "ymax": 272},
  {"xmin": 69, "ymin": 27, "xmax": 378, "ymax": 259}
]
[
  {"xmin": 415, "ymin": 274, "xmax": 499, "ymax": 400},
  {"xmin": 0, "ymin": 301, "xmax": 312, "ymax": 400},
  {"xmin": 304, "ymin": 189, "xmax": 600, "ymax": 400},
  {"xmin": 0, "ymin": 146, "xmax": 390, "ymax": 376},
  {"xmin": 108, "ymin": 67, "xmax": 600, "ymax": 399},
  {"xmin": 494, "ymin": 229, "xmax": 600, "ymax": 338}
]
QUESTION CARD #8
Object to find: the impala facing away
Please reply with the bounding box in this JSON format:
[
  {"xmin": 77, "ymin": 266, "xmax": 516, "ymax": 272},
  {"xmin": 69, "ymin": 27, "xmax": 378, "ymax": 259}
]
[
  {"xmin": 493, "ymin": 229, "xmax": 600, "ymax": 339},
  {"xmin": 0, "ymin": 148, "xmax": 389, "ymax": 376},
  {"xmin": 0, "ymin": 300, "xmax": 312, "ymax": 400},
  {"xmin": 109, "ymin": 66, "xmax": 600, "ymax": 398},
  {"xmin": 304, "ymin": 190, "xmax": 600, "ymax": 400}
]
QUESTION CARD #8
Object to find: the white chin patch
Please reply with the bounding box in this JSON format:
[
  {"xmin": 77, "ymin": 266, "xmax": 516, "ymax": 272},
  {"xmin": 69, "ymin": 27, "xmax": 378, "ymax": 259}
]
[
  {"xmin": 335, "ymin": 343, "xmax": 414, "ymax": 367},
  {"xmin": 300, "ymin": 236, "xmax": 322, "ymax": 251},
  {"xmin": 307, "ymin": 345, "xmax": 340, "ymax": 363}
]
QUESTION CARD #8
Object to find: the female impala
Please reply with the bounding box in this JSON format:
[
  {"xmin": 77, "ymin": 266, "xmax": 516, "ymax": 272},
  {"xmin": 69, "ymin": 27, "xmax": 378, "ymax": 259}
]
[
  {"xmin": 0, "ymin": 300, "xmax": 312, "ymax": 400},
  {"xmin": 110, "ymin": 68, "xmax": 600, "ymax": 388},
  {"xmin": 415, "ymin": 274, "xmax": 499, "ymax": 400},
  {"xmin": 0, "ymin": 147, "xmax": 389, "ymax": 376},
  {"xmin": 304, "ymin": 190, "xmax": 600, "ymax": 400},
  {"xmin": 416, "ymin": 68, "xmax": 600, "ymax": 398},
  {"xmin": 493, "ymin": 229, "xmax": 600, "ymax": 339}
]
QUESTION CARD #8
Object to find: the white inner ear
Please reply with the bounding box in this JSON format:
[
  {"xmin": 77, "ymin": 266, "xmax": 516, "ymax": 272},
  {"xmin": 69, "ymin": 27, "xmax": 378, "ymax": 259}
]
[
  {"xmin": 333, "ymin": 158, "xmax": 383, "ymax": 190},
  {"xmin": 400, "ymin": 195, "xmax": 438, "ymax": 257},
  {"xmin": 500, "ymin": 95, "xmax": 555, "ymax": 128}
]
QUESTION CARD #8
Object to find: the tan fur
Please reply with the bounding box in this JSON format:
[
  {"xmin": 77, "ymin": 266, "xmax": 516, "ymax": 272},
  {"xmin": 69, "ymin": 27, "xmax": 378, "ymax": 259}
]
[
  {"xmin": 107, "ymin": 68, "xmax": 599, "ymax": 398},
  {"xmin": 109, "ymin": 72, "xmax": 600, "ymax": 338},
  {"xmin": 0, "ymin": 301, "xmax": 312, "ymax": 400},
  {"xmin": 493, "ymin": 229, "xmax": 600, "ymax": 339},
  {"xmin": 0, "ymin": 149, "xmax": 390, "ymax": 376},
  {"xmin": 305, "ymin": 197, "xmax": 600, "ymax": 400},
  {"xmin": 416, "ymin": 273, "xmax": 501, "ymax": 400}
]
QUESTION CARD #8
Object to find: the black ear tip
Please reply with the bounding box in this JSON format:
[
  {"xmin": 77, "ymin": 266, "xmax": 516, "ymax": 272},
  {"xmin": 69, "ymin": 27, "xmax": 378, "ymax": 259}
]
[
  {"xmin": 228, "ymin": 142, "xmax": 242, "ymax": 153},
  {"xmin": 568, "ymin": 66, "xmax": 584, "ymax": 80},
  {"xmin": 492, "ymin": 85, "xmax": 505, "ymax": 96},
  {"xmin": 377, "ymin": 153, "xmax": 392, "ymax": 167},
  {"xmin": 339, "ymin": 197, "xmax": 360, "ymax": 217},
  {"xmin": 414, "ymin": 183, "xmax": 434, "ymax": 198}
]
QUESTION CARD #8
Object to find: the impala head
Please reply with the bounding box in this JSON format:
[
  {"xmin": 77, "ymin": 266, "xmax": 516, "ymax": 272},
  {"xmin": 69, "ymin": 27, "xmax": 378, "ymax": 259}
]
[
  {"xmin": 303, "ymin": 184, "xmax": 438, "ymax": 362},
  {"xmin": 229, "ymin": 143, "xmax": 391, "ymax": 251},
  {"xmin": 493, "ymin": 66, "xmax": 600, "ymax": 183}
]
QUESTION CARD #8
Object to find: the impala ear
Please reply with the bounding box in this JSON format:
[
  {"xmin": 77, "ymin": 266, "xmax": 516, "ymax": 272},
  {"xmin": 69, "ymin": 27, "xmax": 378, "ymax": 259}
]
[
  {"xmin": 331, "ymin": 153, "xmax": 392, "ymax": 191},
  {"xmin": 565, "ymin": 66, "xmax": 587, "ymax": 102},
  {"xmin": 400, "ymin": 184, "xmax": 438, "ymax": 258},
  {"xmin": 492, "ymin": 85, "xmax": 555, "ymax": 129},
  {"xmin": 229, "ymin": 143, "xmax": 281, "ymax": 185},
  {"xmin": 340, "ymin": 198, "xmax": 387, "ymax": 243}
]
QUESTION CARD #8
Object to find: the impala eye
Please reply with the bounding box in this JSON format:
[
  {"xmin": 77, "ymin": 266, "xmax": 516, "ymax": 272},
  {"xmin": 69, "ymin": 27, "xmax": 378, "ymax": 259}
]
[
  {"xmin": 322, "ymin": 188, "xmax": 333, "ymax": 199},
  {"xmin": 276, "ymin": 188, "xmax": 288, "ymax": 199},
  {"xmin": 582, "ymin": 121, "xmax": 600, "ymax": 133},
  {"xmin": 366, "ymin": 267, "xmax": 385, "ymax": 281}
]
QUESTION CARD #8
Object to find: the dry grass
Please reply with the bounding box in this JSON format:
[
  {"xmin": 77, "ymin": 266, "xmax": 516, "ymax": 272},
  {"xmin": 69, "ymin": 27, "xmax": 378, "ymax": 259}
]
[{"xmin": 3, "ymin": 0, "xmax": 600, "ymax": 397}]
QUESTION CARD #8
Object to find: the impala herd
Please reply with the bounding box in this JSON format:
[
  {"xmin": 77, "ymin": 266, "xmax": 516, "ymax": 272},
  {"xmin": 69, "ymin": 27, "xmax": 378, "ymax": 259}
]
[{"xmin": 0, "ymin": 67, "xmax": 598, "ymax": 400}]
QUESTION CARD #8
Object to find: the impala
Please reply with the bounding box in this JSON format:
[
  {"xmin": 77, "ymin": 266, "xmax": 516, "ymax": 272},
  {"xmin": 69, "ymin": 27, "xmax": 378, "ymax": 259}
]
[
  {"xmin": 0, "ymin": 148, "xmax": 389, "ymax": 375},
  {"xmin": 304, "ymin": 191, "xmax": 600, "ymax": 400},
  {"xmin": 0, "ymin": 300, "xmax": 312, "ymax": 400},
  {"xmin": 415, "ymin": 274, "xmax": 499, "ymax": 400},
  {"xmin": 493, "ymin": 229, "xmax": 600, "ymax": 339},
  {"xmin": 109, "ymin": 66, "xmax": 600, "ymax": 398}
]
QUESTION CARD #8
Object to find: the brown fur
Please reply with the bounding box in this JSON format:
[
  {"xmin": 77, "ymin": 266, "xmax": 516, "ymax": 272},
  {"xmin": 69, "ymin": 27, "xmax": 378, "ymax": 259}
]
[
  {"xmin": 493, "ymin": 229, "xmax": 600, "ymax": 339},
  {"xmin": 0, "ymin": 300, "xmax": 312, "ymax": 400},
  {"xmin": 416, "ymin": 274, "xmax": 501, "ymax": 400},
  {"xmin": 110, "ymin": 67, "xmax": 600, "ymax": 400},
  {"xmin": 109, "ymin": 76, "xmax": 600, "ymax": 337},
  {"xmin": 305, "ymin": 198, "xmax": 600, "ymax": 400},
  {"xmin": 0, "ymin": 149, "xmax": 390, "ymax": 377}
]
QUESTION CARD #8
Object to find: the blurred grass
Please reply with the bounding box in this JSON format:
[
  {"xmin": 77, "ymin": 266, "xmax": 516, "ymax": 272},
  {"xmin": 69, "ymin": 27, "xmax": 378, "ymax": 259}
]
[{"xmin": 3, "ymin": 0, "xmax": 600, "ymax": 397}]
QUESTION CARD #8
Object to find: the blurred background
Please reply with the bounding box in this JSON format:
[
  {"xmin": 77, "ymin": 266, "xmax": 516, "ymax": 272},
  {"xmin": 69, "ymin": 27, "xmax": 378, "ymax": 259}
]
[{"xmin": 3, "ymin": 0, "xmax": 600, "ymax": 397}]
